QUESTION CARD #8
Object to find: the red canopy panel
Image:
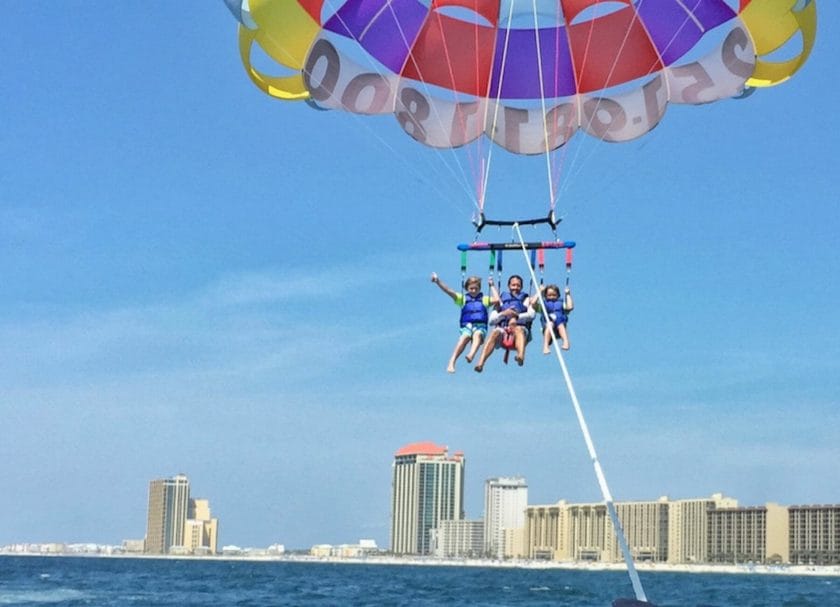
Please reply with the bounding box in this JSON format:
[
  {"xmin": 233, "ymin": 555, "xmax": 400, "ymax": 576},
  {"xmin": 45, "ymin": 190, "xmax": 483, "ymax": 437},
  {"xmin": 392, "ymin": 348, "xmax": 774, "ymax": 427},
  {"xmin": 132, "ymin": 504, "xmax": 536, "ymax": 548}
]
[
  {"xmin": 569, "ymin": 5, "xmax": 663, "ymax": 93},
  {"xmin": 402, "ymin": 9, "xmax": 497, "ymax": 97}
]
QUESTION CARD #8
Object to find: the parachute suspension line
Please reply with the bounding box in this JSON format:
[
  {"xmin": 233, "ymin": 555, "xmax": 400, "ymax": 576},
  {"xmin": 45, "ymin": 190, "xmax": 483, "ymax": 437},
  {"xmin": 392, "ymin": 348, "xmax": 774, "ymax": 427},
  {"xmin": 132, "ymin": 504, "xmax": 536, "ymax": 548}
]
[
  {"xmin": 549, "ymin": 2, "xmax": 572, "ymax": 213},
  {"xmin": 513, "ymin": 223, "xmax": 649, "ymax": 605},
  {"xmin": 460, "ymin": 249, "xmax": 468, "ymax": 295},
  {"xmin": 528, "ymin": 248, "xmax": 538, "ymax": 296},
  {"xmin": 381, "ymin": 2, "xmax": 480, "ymax": 211},
  {"xmin": 479, "ymin": 0, "xmax": 518, "ymax": 216},
  {"xmin": 542, "ymin": 0, "xmax": 583, "ymax": 215},
  {"xmin": 557, "ymin": 3, "xmax": 698, "ymax": 205},
  {"xmin": 473, "ymin": 3, "xmax": 486, "ymax": 211},
  {"xmin": 430, "ymin": 7, "xmax": 485, "ymax": 212},
  {"xmin": 555, "ymin": 4, "xmax": 646, "ymax": 205},
  {"xmin": 317, "ymin": 1, "xmax": 476, "ymax": 211},
  {"xmin": 477, "ymin": 158, "xmax": 486, "ymax": 216},
  {"xmin": 529, "ymin": 0, "xmax": 558, "ymax": 208},
  {"xmin": 488, "ymin": 249, "xmax": 497, "ymax": 291},
  {"xmin": 496, "ymin": 249, "xmax": 504, "ymax": 288},
  {"xmin": 564, "ymin": 247, "xmax": 573, "ymax": 292}
]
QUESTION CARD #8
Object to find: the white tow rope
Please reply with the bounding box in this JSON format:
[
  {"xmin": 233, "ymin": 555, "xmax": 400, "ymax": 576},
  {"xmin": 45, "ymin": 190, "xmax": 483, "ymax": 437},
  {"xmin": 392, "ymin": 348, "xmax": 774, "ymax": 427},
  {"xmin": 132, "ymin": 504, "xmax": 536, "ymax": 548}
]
[{"xmin": 514, "ymin": 223, "xmax": 648, "ymax": 603}]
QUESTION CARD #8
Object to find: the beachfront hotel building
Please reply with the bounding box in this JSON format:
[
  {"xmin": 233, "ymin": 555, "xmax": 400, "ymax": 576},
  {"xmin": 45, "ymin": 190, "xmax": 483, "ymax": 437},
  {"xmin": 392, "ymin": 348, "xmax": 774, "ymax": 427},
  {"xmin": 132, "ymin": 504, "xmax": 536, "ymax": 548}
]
[
  {"xmin": 567, "ymin": 502, "xmax": 609, "ymax": 561},
  {"xmin": 523, "ymin": 502, "xmax": 564, "ymax": 560},
  {"xmin": 707, "ymin": 502, "xmax": 790, "ymax": 564},
  {"xmin": 608, "ymin": 498, "xmax": 839, "ymax": 565},
  {"xmin": 667, "ymin": 493, "xmax": 738, "ymax": 563},
  {"xmin": 606, "ymin": 498, "xmax": 670, "ymax": 562},
  {"xmin": 789, "ymin": 504, "xmax": 840, "ymax": 565},
  {"xmin": 484, "ymin": 477, "xmax": 528, "ymax": 558},
  {"xmin": 145, "ymin": 474, "xmax": 219, "ymax": 555},
  {"xmin": 524, "ymin": 494, "xmax": 742, "ymax": 564},
  {"xmin": 431, "ymin": 519, "xmax": 484, "ymax": 558},
  {"xmin": 390, "ymin": 442, "xmax": 464, "ymax": 555}
]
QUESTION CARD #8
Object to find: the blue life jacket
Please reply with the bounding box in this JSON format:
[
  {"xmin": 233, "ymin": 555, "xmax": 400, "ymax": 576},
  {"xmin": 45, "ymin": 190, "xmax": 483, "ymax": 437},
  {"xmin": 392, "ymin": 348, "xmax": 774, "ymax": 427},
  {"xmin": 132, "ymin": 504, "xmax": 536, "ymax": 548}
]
[
  {"xmin": 499, "ymin": 291, "xmax": 531, "ymax": 328},
  {"xmin": 460, "ymin": 293, "xmax": 488, "ymax": 327},
  {"xmin": 541, "ymin": 298, "xmax": 568, "ymax": 328}
]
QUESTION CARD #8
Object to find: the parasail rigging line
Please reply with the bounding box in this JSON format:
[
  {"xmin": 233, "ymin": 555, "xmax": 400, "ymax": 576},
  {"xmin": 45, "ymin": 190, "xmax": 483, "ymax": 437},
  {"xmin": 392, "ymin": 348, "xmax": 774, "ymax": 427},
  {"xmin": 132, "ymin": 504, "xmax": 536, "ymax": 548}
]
[
  {"xmin": 554, "ymin": 3, "xmax": 702, "ymax": 206},
  {"xmin": 530, "ymin": 0, "xmax": 559, "ymax": 209},
  {"xmin": 478, "ymin": 0, "xmax": 518, "ymax": 216},
  {"xmin": 314, "ymin": 0, "xmax": 483, "ymax": 217},
  {"xmin": 513, "ymin": 222, "xmax": 650, "ymax": 605},
  {"xmin": 427, "ymin": 6, "xmax": 487, "ymax": 212},
  {"xmin": 378, "ymin": 0, "xmax": 484, "ymax": 212},
  {"xmin": 555, "ymin": 3, "xmax": 645, "ymax": 208}
]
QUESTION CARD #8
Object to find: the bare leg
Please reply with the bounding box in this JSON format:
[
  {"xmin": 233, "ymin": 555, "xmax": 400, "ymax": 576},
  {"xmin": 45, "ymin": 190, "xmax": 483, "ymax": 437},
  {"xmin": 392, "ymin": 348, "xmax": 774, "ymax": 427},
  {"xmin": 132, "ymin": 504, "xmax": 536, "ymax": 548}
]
[
  {"xmin": 474, "ymin": 331, "xmax": 499, "ymax": 372},
  {"xmin": 557, "ymin": 323, "xmax": 570, "ymax": 350},
  {"xmin": 447, "ymin": 335, "xmax": 470, "ymax": 373},
  {"xmin": 465, "ymin": 331, "xmax": 484, "ymax": 363},
  {"xmin": 514, "ymin": 327, "xmax": 526, "ymax": 366},
  {"xmin": 543, "ymin": 324, "xmax": 553, "ymax": 354}
]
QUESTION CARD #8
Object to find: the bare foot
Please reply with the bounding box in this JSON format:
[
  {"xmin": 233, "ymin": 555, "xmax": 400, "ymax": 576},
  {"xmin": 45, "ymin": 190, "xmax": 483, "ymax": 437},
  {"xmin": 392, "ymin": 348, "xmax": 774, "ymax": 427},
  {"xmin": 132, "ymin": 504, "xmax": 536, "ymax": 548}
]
[
  {"xmin": 474, "ymin": 364, "xmax": 483, "ymax": 373},
  {"xmin": 447, "ymin": 364, "xmax": 456, "ymax": 373},
  {"xmin": 561, "ymin": 344, "xmax": 570, "ymax": 351},
  {"xmin": 543, "ymin": 347, "xmax": 550, "ymax": 355}
]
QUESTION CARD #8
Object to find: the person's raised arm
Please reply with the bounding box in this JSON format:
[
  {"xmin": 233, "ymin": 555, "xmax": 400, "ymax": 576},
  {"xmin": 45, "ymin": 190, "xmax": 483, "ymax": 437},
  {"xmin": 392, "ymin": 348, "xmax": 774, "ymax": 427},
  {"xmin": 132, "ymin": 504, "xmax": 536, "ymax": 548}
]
[
  {"xmin": 563, "ymin": 287, "xmax": 574, "ymax": 312},
  {"xmin": 430, "ymin": 272, "xmax": 459, "ymax": 301},
  {"xmin": 488, "ymin": 276, "xmax": 501, "ymax": 308},
  {"xmin": 528, "ymin": 284, "xmax": 547, "ymax": 308}
]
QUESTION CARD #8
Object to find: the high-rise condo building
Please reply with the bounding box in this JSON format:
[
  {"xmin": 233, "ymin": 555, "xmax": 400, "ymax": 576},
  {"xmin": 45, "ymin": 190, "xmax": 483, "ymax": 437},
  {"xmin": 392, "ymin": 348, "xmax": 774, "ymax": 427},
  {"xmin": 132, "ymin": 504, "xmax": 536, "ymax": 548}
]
[
  {"xmin": 707, "ymin": 502, "xmax": 789, "ymax": 564},
  {"xmin": 145, "ymin": 474, "xmax": 190, "ymax": 554},
  {"xmin": 390, "ymin": 442, "xmax": 464, "ymax": 555},
  {"xmin": 145, "ymin": 474, "xmax": 219, "ymax": 555},
  {"xmin": 524, "ymin": 494, "xmax": 738, "ymax": 564},
  {"xmin": 667, "ymin": 493, "xmax": 738, "ymax": 563},
  {"xmin": 185, "ymin": 498, "xmax": 219, "ymax": 555},
  {"xmin": 789, "ymin": 504, "xmax": 840, "ymax": 565},
  {"xmin": 484, "ymin": 476, "xmax": 528, "ymax": 558}
]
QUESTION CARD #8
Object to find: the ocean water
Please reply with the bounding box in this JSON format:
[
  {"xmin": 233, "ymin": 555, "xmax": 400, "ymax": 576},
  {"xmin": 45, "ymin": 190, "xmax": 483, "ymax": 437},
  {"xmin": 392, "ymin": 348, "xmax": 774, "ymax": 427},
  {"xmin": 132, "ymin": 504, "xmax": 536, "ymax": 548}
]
[{"xmin": 0, "ymin": 556, "xmax": 834, "ymax": 606}]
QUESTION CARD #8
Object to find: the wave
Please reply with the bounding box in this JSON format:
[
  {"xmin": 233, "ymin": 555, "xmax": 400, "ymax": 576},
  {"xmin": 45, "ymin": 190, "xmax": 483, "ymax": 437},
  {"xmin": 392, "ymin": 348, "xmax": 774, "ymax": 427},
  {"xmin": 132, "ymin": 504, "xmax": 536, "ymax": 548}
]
[{"xmin": 0, "ymin": 588, "xmax": 92, "ymax": 605}]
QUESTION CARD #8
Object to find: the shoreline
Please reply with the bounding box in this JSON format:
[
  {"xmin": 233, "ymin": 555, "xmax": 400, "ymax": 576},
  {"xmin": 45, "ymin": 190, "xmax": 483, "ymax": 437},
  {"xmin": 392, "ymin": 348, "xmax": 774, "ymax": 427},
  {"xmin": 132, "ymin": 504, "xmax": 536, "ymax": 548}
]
[{"xmin": 3, "ymin": 551, "xmax": 839, "ymax": 577}]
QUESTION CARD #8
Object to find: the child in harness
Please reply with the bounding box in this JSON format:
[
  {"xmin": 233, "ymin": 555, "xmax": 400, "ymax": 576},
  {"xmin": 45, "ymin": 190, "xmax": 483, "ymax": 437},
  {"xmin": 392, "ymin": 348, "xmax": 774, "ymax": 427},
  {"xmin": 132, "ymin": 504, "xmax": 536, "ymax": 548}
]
[
  {"xmin": 431, "ymin": 272, "xmax": 493, "ymax": 373},
  {"xmin": 531, "ymin": 283, "xmax": 573, "ymax": 352}
]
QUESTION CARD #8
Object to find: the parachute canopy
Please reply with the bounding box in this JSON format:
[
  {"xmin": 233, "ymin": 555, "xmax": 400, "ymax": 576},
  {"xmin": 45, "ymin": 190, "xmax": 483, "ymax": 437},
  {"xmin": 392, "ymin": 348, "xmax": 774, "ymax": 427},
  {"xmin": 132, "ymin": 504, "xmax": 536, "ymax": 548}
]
[{"xmin": 225, "ymin": 0, "xmax": 816, "ymax": 154}]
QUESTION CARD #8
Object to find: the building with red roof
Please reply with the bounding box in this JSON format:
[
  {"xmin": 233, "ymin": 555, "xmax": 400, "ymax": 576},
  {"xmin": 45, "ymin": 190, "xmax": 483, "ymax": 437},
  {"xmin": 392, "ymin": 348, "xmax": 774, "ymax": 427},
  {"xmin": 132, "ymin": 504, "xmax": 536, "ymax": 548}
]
[{"xmin": 390, "ymin": 442, "xmax": 465, "ymax": 555}]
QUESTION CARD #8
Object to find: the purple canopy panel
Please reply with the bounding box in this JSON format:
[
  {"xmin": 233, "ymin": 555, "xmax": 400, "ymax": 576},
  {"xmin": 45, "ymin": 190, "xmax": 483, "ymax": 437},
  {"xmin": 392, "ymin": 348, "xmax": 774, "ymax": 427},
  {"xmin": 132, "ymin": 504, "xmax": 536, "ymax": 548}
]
[
  {"xmin": 323, "ymin": 0, "xmax": 427, "ymax": 73},
  {"xmin": 636, "ymin": 0, "xmax": 736, "ymax": 66},
  {"xmin": 489, "ymin": 26, "xmax": 577, "ymax": 100}
]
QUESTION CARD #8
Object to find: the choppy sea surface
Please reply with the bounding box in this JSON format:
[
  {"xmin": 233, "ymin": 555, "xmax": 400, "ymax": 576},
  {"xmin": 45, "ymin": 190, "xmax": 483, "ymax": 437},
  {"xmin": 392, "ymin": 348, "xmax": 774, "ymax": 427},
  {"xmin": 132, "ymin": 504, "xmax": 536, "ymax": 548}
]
[{"xmin": 0, "ymin": 556, "xmax": 835, "ymax": 606}]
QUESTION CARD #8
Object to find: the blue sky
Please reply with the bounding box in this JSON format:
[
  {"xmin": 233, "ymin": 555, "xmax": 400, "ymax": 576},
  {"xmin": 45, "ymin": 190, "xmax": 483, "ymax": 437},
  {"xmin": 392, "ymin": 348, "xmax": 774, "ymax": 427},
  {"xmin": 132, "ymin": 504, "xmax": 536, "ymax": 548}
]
[{"xmin": 1, "ymin": 3, "xmax": 837, "ymax": 550}]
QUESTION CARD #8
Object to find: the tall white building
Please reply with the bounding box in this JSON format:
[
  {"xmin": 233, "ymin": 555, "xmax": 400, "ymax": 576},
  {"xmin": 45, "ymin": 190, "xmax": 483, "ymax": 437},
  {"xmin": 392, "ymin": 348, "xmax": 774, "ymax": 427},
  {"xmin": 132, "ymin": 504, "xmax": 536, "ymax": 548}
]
[
  {"xmin": 431, "ymin": 520, "xmax": 484, "ymax": 557},
  {"xmin": 484, "ymin": 477, "xmax": 528, "ymax": 558},
  {"xmin": 390, "ymin": 442, "xmax": 464, "ymax": 555}
]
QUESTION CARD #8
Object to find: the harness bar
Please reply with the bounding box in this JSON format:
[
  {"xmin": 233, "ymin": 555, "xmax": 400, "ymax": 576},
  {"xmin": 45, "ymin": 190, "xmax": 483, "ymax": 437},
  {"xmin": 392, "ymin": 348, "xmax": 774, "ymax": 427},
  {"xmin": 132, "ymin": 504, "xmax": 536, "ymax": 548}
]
[
  {"xmin": 458, "ymin": 241, "xmax": 575, "ymax": 252},
  {"xmin": 473, "ymin": 210, "xmax": 560, "ymax": 233}
]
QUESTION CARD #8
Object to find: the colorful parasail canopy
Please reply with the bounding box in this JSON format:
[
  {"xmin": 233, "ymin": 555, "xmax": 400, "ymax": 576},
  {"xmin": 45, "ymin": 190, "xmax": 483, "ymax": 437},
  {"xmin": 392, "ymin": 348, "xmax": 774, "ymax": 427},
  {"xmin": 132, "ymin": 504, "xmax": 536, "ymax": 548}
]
[{"xmin": 224, "ymin": 0, "xmax": 816, "ymax": 154}]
